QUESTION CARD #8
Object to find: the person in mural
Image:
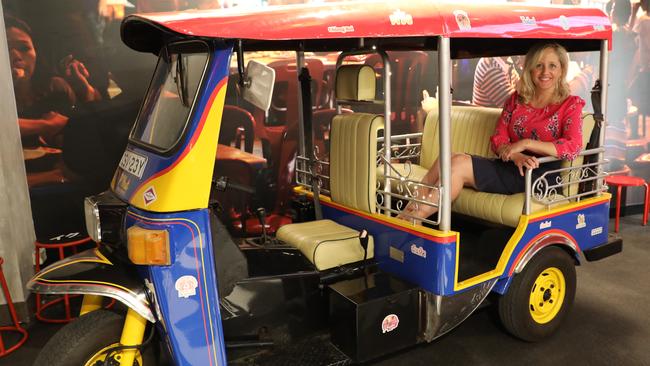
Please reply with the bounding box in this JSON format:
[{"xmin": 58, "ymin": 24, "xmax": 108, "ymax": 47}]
[
  {"xmin": 472, "ymin": 56, "xmax": 521, "ymax": 108},
  {"xmin": 7, "ymin": 15, "xmax": 101, "ymax": 143},
  {"xmin": 631, "ymin": 0, "xmax": 650, "ymax": 121},
  {"xmin": 5, "ymin": 15, "xmax": 101, "ymax": 185},
  {"xmin": 399, "ymin": 43, "xmax": 585, "ymax": 223}
]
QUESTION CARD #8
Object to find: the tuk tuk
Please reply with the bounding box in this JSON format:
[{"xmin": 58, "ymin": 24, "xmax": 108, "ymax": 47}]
[{"xmin": 28, "ymin": 1, "xmax": 622, "ymax": 365}]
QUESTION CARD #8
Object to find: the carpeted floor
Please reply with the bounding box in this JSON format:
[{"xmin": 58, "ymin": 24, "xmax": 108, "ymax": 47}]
[{"xmin": 2, "ymin": 215, "xmax": 647, "ymax": 366}]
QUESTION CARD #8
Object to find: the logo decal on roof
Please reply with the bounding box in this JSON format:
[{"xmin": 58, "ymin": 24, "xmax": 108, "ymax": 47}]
[
  {"xmin": 593, "ymin": 24, "xmax": 605, "ymax": 31},
  {"xmin": 389, "ymin": 9, "xmax": 413, "ymax": 26},
  {"xmin": 520, "ymin": 16, "xmax": 537, "ymax": 26},
  {"xmin": 328, "ymin": 25, "xmax": 355, "ymax": 34},
  {"xmin": 453, "ymin": 10, "xmax": 471, "ymax": 31},
  {"xmin": 559, "ymin": 15, "xmax": 570, "ymax": 30}
]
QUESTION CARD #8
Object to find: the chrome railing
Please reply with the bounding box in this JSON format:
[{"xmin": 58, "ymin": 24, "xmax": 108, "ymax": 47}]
[
  {"xmin": 377, "ymin": 133, "xmax": 423, "ymax": 162},
  {"xmin": 524, "ymin": 148, "xmax": 608, "ymax": 214},
  {"xmin": 296, "ymin": 152, "xmax": 331, "ymax": 195},
  {"xmin": 376, "ymin": 154, "xmax": 440, "ymax": 226}
]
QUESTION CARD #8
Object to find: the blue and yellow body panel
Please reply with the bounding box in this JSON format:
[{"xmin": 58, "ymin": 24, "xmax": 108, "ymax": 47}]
[
  {"xmin": 110, "ymin": 43, "xmax": 232, "ymax": 365},
  {"xmin": 111, "ymin": 43, "xmax": 232, "ymax": 213},
  {"xmin": 317, "ymin": 193, "xmax": 611, "ymax": 296},
  {"xmin": 127, "ymin": 207, "xmax": 225, "ymax": 366}
]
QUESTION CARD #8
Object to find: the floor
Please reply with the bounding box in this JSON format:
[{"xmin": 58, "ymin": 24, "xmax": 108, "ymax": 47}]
[{"xmin": 1, "ymin": 215, "xmax": 648, "ymax": 366}]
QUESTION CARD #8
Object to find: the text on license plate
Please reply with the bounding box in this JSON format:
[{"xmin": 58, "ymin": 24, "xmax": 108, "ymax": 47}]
[{"xmin": 119, "ymin": 150, "xmax": 148, "ymax": 179}]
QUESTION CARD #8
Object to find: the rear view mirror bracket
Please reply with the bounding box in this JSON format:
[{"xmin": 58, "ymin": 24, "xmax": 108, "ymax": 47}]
[{"xmin": 236, "ymin": 40, "xmax": 251, "ymax": 89}]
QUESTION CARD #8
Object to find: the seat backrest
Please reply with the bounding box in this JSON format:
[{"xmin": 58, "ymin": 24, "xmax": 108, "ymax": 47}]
[
  {"xmin": 420, "ymin": 106, "xmax": 501, "ymax": 169},
  {"xmin": 329, "ymin": 64, "xmax": 384, "ymax": 213},
  {"xmin": 219, "ymin": 105, "xmax": 256, "ymax": 153}
]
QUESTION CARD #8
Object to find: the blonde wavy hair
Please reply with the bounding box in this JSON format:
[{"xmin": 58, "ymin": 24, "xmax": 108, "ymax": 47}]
[{"xmin": 517, "ymin": 43, "xmax": 571, "ymax": 105}]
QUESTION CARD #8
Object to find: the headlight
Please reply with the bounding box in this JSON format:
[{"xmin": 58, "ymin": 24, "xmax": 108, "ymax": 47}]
[
  {"xmin": 84, "ymin": 191, "xmax": 127, "ymax": 245},
  {"xmin": 84, "ymin": 196, "xmax": 101, "ymax": 242}
]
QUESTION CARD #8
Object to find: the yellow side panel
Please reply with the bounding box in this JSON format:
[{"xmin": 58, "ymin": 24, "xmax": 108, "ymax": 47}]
[{"xmin": 130, "ymin": 84, "xmax": 226, "ymax": 212}]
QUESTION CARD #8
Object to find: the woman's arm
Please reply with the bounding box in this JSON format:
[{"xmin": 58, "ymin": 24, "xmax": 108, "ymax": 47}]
[
  {"xmin": 18, "ymin": 112, "xmax": 68, "ymax": 138},
  {"xmin": 503, "ymin": 138, "xmax": 557, "ymax": 158}
]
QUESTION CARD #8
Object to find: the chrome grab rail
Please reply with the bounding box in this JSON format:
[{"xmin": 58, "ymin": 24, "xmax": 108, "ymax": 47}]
[
  {"xmin": 296, "ymin": 154, "xmax": 330, "ymax": 195},
  {"xmin": 524, "ymin": 147, "xmax": 607, "ymax": 214},
  {"xmin": 377, "ymin": 133, "xmax": 423, "ymax": 162},
  {"xmin": 376, "ymin": 154, "xmax": 440, "ymax": 226}
]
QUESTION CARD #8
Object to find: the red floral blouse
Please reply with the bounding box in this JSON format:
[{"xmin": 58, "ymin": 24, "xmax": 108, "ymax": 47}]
[{"xmin": 490, "ymin": 92, "xmax": 585, "ymax": 161}]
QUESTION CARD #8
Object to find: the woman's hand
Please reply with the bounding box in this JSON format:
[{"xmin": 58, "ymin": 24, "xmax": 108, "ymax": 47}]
[
  {"xmin": 511, "ymin": 152, "xmax": 539, "ymax": 176},
  {"xmin": 61, "ymin": 55, "xmax": 101, "ymax": 102},
  {"xmin": 40, "ymin": 111, "xmax": 69, "ymax": 146},
  {"xmin": 500, "ymin": 139, "xmax": 530, "ymax": 161},
  {"xmin": 420, "ymin": 89, "xmax": 437, "ymax": 113}
]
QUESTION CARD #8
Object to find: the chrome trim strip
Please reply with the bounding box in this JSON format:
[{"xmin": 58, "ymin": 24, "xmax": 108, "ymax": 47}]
[
  {"xmin": 514, "ymin": 234, "xmax": 579, "ymax": 274},
  {"xmin": 29, "ymin": 281, "xmax": 155, "ymax": 323}
]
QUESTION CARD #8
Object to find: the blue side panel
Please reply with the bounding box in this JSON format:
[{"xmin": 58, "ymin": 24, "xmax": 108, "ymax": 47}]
[
  {"xmin": 126, "ymin": 207, "xmax": 225, "ymax": 366},
  {"xmin": 491, "ymin": 200, "xmax": 610, "ymax": 295},
  {"xmin": 320, "ymin": 203, "xmax": 458, "ymax": 295},
  {"xmin": 501, "ymin": 201, "xmax": 610, "ymax": 278}
]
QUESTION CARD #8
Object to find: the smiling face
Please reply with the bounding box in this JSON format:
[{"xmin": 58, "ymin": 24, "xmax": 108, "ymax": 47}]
[
  {"xmin": 7, "ymin": 26, "xmax": 36, "ymax": 83},
  {"xmin": 530, "ymin": 47, "xmax": 562, "ymax": 94}
]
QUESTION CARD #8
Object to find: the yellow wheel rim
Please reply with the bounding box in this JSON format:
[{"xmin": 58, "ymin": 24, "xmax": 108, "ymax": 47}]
[
  {"xmin": 84, "ymin": 343, "xmax": 143, "ymax": 366},
  {"xmin": 529, "ymin": 267, "xmax": 565, "ymax": 324}
]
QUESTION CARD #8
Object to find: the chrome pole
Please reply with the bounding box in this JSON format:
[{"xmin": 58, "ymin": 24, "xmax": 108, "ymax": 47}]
[
  {"xmin": 598, "ymin": 40, "xmax": 609, "ymax": 194},
  {"xmin": 380, "ymin": 50, "xmax": 392, "ymax": 216},
  {"xmin": 296, "ymin": 50, "xmax": 306, "ymax": 159},
  {"xmin": 524, "ymin": 169, "xmax": 532, "ymax": 215},
  {"xmin": 438, "ymin": 37, "xmax": 451, "ymax": 232}
]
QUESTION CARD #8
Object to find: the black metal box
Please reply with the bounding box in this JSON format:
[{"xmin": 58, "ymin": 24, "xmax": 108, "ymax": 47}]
[{"xmin": 329, "ymin": 272, "xmax": 420, "ymax": 363}]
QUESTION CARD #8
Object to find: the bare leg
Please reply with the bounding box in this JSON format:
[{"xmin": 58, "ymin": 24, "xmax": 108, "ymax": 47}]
[{"xmin": 397, "ymin": 154, "xmax": 476, "ymax": 224}]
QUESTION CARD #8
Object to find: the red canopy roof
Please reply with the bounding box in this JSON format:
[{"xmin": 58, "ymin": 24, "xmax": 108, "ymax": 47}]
[{"xmin": 122, "ymin": 0, "xmax": 611, "ymax": 53}]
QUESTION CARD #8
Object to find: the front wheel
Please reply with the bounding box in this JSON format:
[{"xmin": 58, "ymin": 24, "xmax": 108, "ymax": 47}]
[
  {"xmin": 498, "ymin": 246, "xmax": 576, "ymax": 342},
  {"xmin": 33, "ymin": 309, "xmax": 153, "ymax": 366}
]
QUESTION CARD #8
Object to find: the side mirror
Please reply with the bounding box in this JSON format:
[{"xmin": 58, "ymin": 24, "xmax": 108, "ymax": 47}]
[{"xmin": 242, "ymin": 60, "xmax": 275, "ymax": 112}]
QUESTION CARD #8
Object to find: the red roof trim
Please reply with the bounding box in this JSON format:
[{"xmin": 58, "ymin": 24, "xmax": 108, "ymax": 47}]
[{"xmin": 122, "ymin": 1, "xmax": 611, "ymax": 47}]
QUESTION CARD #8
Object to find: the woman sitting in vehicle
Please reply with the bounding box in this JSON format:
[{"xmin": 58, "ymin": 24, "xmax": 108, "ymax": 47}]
[{"xmin": 399, "ymin": 42, "xmax": 585, "ymax": 222}]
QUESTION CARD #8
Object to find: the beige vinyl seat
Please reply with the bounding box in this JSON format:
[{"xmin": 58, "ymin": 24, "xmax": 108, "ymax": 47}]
[
  {"xmin": 277, "ymin": 65, "xmax": 384, "ymax": 270},
  {"xmin": 389, "ymin": 106, "xmax": 595, "ymax": 227}
]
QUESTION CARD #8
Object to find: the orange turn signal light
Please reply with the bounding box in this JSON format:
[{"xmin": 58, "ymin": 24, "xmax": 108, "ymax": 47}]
[{"xmin": 127, "ymin": 226, "xmax": 171, "ymax": 266}]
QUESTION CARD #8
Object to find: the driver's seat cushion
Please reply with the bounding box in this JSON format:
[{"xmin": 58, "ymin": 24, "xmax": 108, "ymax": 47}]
[
  {"xmin": 276, "ymin": 220, "xmax": 374, "ymax": 270},
  {"xmin": 277, "ymin": 64, "xmax": 381, "ymax": 270}
]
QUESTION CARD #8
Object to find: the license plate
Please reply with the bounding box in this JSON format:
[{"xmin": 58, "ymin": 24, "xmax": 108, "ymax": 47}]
[{"xmin": 119, "ymin": 150, "xmax": 148, "ymax": 179}]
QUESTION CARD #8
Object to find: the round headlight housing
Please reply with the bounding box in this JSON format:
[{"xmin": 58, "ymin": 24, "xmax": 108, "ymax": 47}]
[{"xmin": 84, "ymin": 196, "xmax": 101, "ymax": 243}]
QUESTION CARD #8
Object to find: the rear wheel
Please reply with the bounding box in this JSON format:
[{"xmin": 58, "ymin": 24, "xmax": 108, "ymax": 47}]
[
  {"xmin": 498, "ymin": 246, "xmax": 576, "ymax": 342},
  {"xmin": 34, "ymin": 309, "xmax": 153, "ymax": 365}
]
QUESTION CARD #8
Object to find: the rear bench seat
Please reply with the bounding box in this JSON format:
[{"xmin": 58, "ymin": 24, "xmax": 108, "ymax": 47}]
[{"xmin": 393, "ymin": 105, "xmax": 595, "ymax": 227}]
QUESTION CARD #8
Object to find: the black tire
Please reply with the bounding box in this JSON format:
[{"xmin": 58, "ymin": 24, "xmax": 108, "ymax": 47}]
[
  {"xmin": 33, "ymin": 309, "xmax": 154, "ymax": 366},
  {"xmin": 498, "ymin": 246, "xmax": 576, "ymax": 342}
]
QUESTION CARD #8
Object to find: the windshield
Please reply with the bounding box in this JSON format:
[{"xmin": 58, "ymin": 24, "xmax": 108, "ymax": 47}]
[{"xmin": 130, "ymin": 41, "xmax": 209, "ymax": 151}]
